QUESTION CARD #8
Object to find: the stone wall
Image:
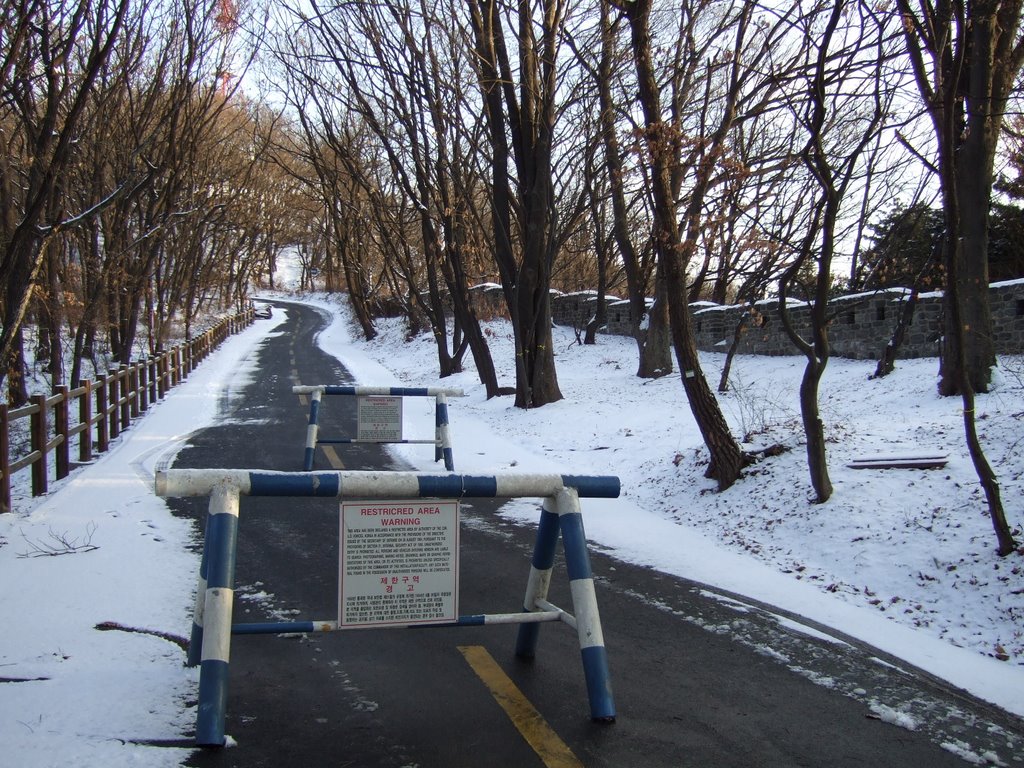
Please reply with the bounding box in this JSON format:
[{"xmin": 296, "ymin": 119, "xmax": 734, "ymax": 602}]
[{"xmin": 536, "ymin": 280, "xmax": 1024, "ymax": 359}]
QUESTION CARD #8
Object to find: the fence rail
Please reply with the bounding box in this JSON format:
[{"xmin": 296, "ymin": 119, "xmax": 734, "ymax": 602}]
[{"xmin": 0, "ymin": 310, "xmax": 254, "ymax": 512}]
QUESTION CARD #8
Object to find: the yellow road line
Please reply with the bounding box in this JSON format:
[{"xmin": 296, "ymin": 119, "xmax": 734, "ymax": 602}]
[
  {"xmin": 297, "ymin": 393, "xmax": 308, "ymax": 406},
  {"xmin": 322, "ymin": 444, "xmax": 344, "ymax": 469},
  {"xmin": 458, "ymin": 645, "xmax": 584, "ymax": 768}
]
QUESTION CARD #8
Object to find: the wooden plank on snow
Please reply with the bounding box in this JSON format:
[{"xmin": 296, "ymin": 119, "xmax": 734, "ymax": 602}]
[{"xmin": 847, "ymin": 454, "xmax": 948, "ymax": 470}]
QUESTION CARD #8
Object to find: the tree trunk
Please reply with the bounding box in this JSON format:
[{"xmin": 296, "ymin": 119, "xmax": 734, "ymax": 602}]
[
  {"xmin": 6, "ymin": 328, "xmax": 28, "ymax": 407},
  {"xmin": 45, "ymin": 245, "xmax": 64, "ymax": 385},
  {"xmin": 467, "ymin": 0, "xmax": 563, "ymax": 409},
  {"xmin": 510, "ymin": 276, "xmax": 562, "ymax": 408},
  {"xmin": 336, "ymin": 230, "xmax": 376, "ymax": 341},
  {"xmin": 663, "ymin": 240, "xmax": 746, "ymax": 487},
  {"xmin": 941, "ymin": 143, "xmax": 995, "ymax": 393},
  {"xmin": 718, "ymin": 309, "xmax": 751, "ymax": 393},
  {"xmin": 872, "ymin": 290, "xmax": 917, "ymax": 380},
  {"xmin": 444, "ymin": 240, "xmax": 500, "ymax": 398},
  {"xmin": 584, "ymin": 149, "xmax": 609, "ymax": 346},
  {"xmin": 799, "ymin": 360, "xmax": 833, "ymax": 503},
  {"xmin": 636, "ymin": 271, "xmax": 673, "ymax": 379}
]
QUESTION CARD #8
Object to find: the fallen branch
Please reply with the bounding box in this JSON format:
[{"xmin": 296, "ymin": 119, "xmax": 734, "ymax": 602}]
[
  {"xmin": 94, "ymin": 621, "xmax": 189, "ymax": 652},
  {"xmin": 17, "ymin": 523, "xmax": 99, "ymax": 558}
]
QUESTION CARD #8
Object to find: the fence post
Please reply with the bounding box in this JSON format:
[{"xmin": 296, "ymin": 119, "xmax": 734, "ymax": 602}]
[
  {"xmin": 138, "ymin": 362, "xmax": 149, "ymax": 412},
  {"xmin": 54, "ymin": 385, "xmax": 70, "ymax": 481},
  {"xmin": 30, "ymin": 394, "xmax": 47, "ymax": 497},
  {"xmin": 148, "ymin": 354, "xmax": 158, "ymax": 403},
  {"xmin": 108, "ymin": 370, "xmax": 120, "ymax": 441},
  {"xmin": 79, "ymin": 380, "xmax": 93, "ymax": 462},
  {"xmin": 119, "ymin": 366, "xmax": 131, "ymax": 430},
  {"xmin": 157, "ymin": 353, "xmax": 167, "ymax": 399},
  {"xmin": 130, "ymin": 363, "xmax": 141, "ymax": 418},
  {"xmin": 171, "ymin": 348, "xmax": 180, "ymax": 388},
  {"xmin": 95, "ymin": 377, "xmax": 109, "ymax": 453},
  {"xmin": 0, "ymin": 404, "xmax": 9, "ymax": 512}
]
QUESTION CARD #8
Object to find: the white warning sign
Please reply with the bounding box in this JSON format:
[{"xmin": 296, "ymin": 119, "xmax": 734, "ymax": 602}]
[
  {"xmin": 339, "ymin": 499, "xmax": 459, "ymax": 628},
  {"xmin": 356, "ymin": 395, "xmax": 403, "ymax": 442}
]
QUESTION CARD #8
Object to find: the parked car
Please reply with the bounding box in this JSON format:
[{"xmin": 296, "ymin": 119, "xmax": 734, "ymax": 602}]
[{"xmin": 254, "ymin": 303, "xmax": 272, "ymax": 319}]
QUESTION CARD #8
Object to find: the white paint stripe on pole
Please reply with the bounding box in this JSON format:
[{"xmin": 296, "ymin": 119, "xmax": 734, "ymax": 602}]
[
  {"xmin": 304, "ymin": 423, "xmax": 318, "ymax": 449},
  {"xmin": 291, "ymin": 385, "xmax": 325, "ymax": 395},
  {"xmin": 492, "ymin": 474, "xmax": 567, "ymax": 498},
  {"xmin": 340, "ymin": 471, "xmax": 422, "ymax": 497},
  {"xmin": 481, "ymin": 611, "xmax": 564, "ymax": 625},
  {"xmin": 522, "ymin": 564, "xmax": 554, "ymax": 612},
  {"xmin": 569, "ymin": 579, "xmax": 605, "ymax": 650},
  {"xmin": 201, "ymin": 588, "xmax": 234, "ymax": 663},
  {"xmin": 156, "ymin": 469, "xmax": 253, "ymax": 498}
]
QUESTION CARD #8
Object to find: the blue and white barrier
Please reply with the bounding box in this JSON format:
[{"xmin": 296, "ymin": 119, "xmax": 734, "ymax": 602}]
[
  {"xmin": 157, "ymin": 468, "xmax": 620, "ymax": 746},
  {"xmin": 292, "ymin": 385, "xmax": 465, "ymax": 471}
]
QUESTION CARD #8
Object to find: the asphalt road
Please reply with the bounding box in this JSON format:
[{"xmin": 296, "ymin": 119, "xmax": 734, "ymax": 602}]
[{"xmin": 167, "ymin": 300, "xmax": 1023, "ymax": 767}]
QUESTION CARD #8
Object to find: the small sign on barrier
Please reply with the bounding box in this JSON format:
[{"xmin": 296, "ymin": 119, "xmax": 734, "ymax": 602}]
[
  {"xmin": 339, "ymin": 499, "xmax": 459, "ymax": 628},
  {"xmin": 356, "ymin": 396, "xmax": 403, "ymax": 442},
  {"xmin": 293, "ymin": 385, "xmax": 464, "ymax": 471}
]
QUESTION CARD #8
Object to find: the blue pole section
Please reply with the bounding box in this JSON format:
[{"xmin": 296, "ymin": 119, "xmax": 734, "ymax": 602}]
[
  {"xmin": 436, "ymin": 393, "xmax": 455, "ymax": 470},
  {"xmin": 515, "ymin": 498, "xmax": 560, "ymax": 659},
  {"xmin": 187, "ymin": 522, "xmax": 212, "ymax": 667},
  {"xmin": 302, "ymin": 389, "xmax": 322, "ymax": 471},
  {"xmin": 434, "ymin": 394, "xmax": 442, "ymax": 464},
  {"xmin": 195, "ymin": 485, "xmax": 240, "ymax": 747},
  {"xmin": 557, "ymin": 488, "xmax": 616, "ymax": 723}
]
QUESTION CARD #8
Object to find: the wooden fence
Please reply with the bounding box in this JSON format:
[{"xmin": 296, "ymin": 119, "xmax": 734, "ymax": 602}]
[{"xmin": 0, "ymin": 310, "xmax": 254, "ymax": 513}]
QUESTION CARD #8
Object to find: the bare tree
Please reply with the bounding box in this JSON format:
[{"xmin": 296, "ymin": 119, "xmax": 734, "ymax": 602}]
[
  {"xmin": 466, "ymin": 0, "xmax": 566, "ymax": 408},
  {"xmin": 895, "ymin": 0, "xmax": 1021, "ymax": 554},
  {"xmin": 897, "ymin": 0, "xmax": 1024, "ymax": 398},
  {"xmin": 570, "ymin": 0, "xmax": 670, "ymax": 377},
  {"xmin": 0, "ymin": 0, "xmax": 131, "ymax": 395},
  {"xmin": 776, "ymin": 0, "xmax": 893, "ymax": 503},
  {"xmin": 615, "ymin": 0, "xmax": 794, "ymax": 489}
]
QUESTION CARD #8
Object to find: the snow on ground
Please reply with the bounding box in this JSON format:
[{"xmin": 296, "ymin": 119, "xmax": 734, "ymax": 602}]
[
  {"xmin": 294, "ymin": 293, "xmax": 1024, "ymax": 716},
  {"xmin": 0, "ymin": 311, "xmax": 289, "ymax": 767},
  {"xmin": 0, "ymin": 291, "xmax": 1022, "ymax": 767}
]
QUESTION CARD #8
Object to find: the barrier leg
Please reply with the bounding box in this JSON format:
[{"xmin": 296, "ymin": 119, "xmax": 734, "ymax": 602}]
[
  {"xmin": 436, "ymin": 393, "xmax": 454, "ymax": 470},
  {"xmin": 556, "ymin": 488, "xmax": 616, "ymax": 723},
  {"xmin": 514, "ymin": 498, "xmax": 559, "ymax": 659},
  {"xmin": 196, "ymin": 485, "xmax": 240, "ymax": 747},
  {"xmin": 303, "ymin": 389, "xmax": 322, "ymax": 471},
  {"xmin": 187, "ymin": 523, "xmax": 213, "ymax": 667}
]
